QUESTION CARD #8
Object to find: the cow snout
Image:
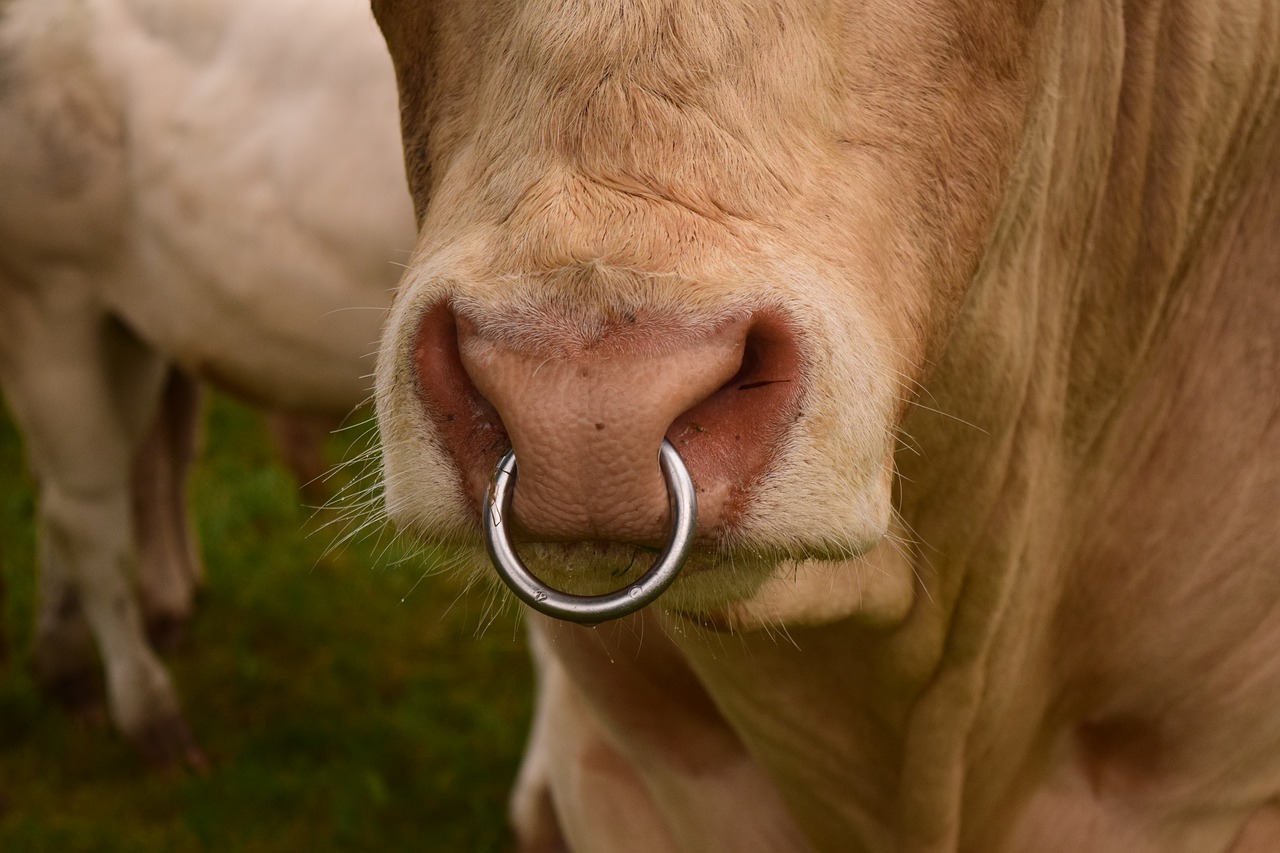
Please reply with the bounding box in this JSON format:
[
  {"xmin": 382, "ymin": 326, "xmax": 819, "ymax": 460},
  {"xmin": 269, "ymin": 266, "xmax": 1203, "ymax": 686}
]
[{"xmin": 413, "ymin": 302, "xmax": 803, "ymax": 545}]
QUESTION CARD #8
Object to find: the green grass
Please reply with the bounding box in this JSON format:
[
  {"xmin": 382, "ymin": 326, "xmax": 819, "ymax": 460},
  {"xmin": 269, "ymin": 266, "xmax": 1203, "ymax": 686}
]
[{"xmin": 0, "ymin": 395, "xmax": 532, "ymax": 851}]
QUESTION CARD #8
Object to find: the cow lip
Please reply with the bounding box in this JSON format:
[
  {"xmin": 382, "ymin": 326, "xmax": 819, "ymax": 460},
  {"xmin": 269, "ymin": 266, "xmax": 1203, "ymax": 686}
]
[
  {"xmin": 667, "ymin": 607, "xmax": 737, "ymax": 633},
  {"xmin": 499, "ymin": 535, "xmax": 724, "ymax": 571},
  {"xmin": 491, "ymin": 538, "xmax": 748, "ymax": 583}
]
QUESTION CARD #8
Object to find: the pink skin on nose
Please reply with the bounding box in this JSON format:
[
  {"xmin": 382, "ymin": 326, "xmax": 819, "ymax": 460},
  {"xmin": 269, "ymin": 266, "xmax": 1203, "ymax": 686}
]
[{"xmin": 414, "ymin": 302, "xmax": 803, "ymax": 545}]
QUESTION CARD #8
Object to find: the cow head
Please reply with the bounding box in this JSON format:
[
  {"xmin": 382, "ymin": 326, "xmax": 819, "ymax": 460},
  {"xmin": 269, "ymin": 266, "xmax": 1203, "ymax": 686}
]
[{"xmin": 372, "ymin": 0, "xmax": 1042, "ymax": 626}]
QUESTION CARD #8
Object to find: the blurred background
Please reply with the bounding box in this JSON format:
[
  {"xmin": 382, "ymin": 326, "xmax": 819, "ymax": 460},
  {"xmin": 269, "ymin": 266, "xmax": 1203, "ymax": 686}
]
[{"xmin": 0, "ymin": 395, "xmax": 533, "ymax": 851}]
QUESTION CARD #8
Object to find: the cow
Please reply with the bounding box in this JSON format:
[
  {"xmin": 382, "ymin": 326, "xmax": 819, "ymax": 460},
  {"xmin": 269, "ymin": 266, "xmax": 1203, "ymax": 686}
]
[
  {"xmin": 0, "ymin": 0, "xmax": 414, "ymax": 766},
  {"xmin": 370, "ymin": 0, "xmax": 1280, "ymax": 849}
]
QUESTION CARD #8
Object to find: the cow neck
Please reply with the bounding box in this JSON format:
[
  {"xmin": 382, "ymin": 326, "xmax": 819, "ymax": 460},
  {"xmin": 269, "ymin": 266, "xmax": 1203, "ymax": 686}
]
[{"xmin": 673, "ymin": 1, "xmax": 1280, "ymax": 849}]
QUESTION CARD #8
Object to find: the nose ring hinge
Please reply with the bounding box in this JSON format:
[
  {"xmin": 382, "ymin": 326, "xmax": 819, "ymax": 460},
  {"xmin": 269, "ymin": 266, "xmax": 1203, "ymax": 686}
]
[{"xmin": 482, "ymin": 439, "xmax": 697, "ymax": 624}]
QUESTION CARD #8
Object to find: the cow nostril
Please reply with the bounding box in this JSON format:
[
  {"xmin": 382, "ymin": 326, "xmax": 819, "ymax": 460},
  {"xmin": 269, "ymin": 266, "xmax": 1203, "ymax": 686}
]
[
  {"xmin": 668, "ymin": 313, "xmax": 803, "ymax": 527},
  {"xmin": 413, "ymin": 301, "xmax": 509, "ymax": 506},
  {"xmin": 721, "ymin": 322, "xmax": 797, "ymax": 395}
]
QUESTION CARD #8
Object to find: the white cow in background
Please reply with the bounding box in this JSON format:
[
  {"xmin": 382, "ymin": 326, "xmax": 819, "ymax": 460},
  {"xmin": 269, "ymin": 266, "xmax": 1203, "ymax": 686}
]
[{"xmin": 0, "ymin": 0, "xmax": 414, "ymax": 765}]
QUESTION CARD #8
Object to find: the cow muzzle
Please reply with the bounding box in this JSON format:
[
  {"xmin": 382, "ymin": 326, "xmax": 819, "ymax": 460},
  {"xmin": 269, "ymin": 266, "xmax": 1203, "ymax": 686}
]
[{"xmin": 413, "ymin": 300, "xmax": 803, "ymax": 621}]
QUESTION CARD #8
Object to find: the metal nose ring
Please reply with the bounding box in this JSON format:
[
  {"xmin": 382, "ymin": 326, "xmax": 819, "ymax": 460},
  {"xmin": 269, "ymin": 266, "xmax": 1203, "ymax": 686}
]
[{"xmin": 482, "ymin": 439, "xmax": 697, "ymax": 624}]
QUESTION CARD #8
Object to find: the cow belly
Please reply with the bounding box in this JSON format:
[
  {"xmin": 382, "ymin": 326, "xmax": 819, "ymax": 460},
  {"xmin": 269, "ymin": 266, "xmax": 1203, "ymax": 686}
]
[
  {"xmin": 104, "ymin": 255, "xmax": 385, "ymax": 411},
  {"xmin": 91, "ymin": 0, "xmax": 414, "ymax": 410}
]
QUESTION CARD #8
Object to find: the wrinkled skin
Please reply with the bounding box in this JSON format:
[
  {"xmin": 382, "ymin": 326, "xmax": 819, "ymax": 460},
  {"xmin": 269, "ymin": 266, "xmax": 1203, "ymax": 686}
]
[
  {"xmin": 372, "ymin": 0, "xmax": 1280, "ymax": 850},
  {"xmin": 0, "ymin": 0, "xmax": 414, "ymax": 765}
]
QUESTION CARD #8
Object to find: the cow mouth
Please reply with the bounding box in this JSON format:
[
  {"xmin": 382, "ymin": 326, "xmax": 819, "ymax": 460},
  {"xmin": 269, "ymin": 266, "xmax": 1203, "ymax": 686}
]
[{"xmin": 485, "ymin": 538, "xmax": 782, "ymax": 597}]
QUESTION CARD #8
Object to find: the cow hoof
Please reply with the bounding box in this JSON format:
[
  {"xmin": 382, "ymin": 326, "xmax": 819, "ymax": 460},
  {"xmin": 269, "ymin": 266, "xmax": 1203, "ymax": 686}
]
[
  {"xmin": 132, "ymin": 714, "xmax": 210, "ymax": 774},
  {"xmin": 266, "ymin": 411, "xmax": 339, "ymax": 504}
]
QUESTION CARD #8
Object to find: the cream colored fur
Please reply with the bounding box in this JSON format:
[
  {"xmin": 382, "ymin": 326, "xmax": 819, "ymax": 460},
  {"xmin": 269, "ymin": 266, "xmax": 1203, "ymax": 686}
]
[
  {"xmin": 374, "ymin": 0, "xmax": 1280, "ymax": 849},
  {"xmin": 373, "ymin": 0, "xmax": 1029, "ymax": 611}
]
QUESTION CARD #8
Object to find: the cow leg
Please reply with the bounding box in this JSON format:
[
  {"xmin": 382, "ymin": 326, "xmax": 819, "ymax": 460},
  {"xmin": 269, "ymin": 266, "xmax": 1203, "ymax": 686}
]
[
  {"xmin": 511, "ymin": 626, "xmax": 678, "ymax": 853},
  {"xmin": 519, "ymin": 614, "xmax": 811, "ymax": 852},
  {"xmin": 264, "ymin": 411, "xmax": 339, "ymax": 504},
  {"xmin": 0, "ymin": 286, "xmax": 204, "ymax": 769},
  {"xmin": 131, "ymin": 366, "xmax": 205, "ymax": 650},
  {"xmin": 31, "ymin": 523, "xmax": 101, "ymax": 713},
  {"xmin": 510, "ymin": 628, "xmax": 572, "ymax": 853}
]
